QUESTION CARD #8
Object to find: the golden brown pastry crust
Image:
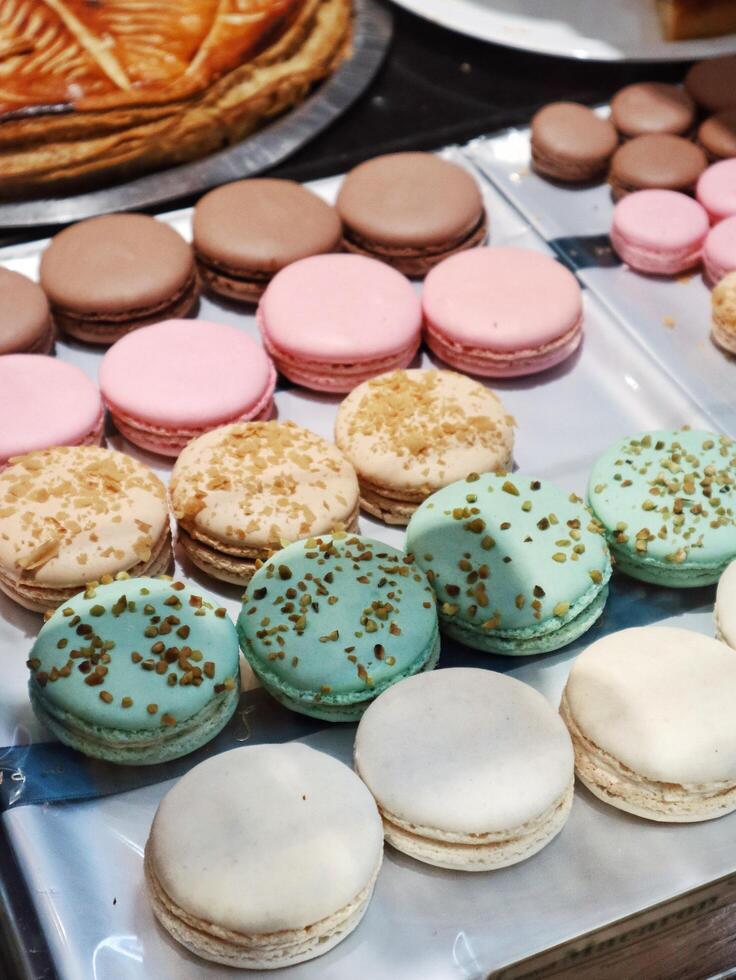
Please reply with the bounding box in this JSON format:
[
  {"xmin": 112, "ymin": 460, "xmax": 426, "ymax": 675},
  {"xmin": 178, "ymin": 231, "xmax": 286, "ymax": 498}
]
[
  {"xmin": 0, "ymin": 0, "xmax": 351, "ymax": 196},
  {"xmin": 657, "ymin": 0, "xmax": 736, "ymax": 40}
]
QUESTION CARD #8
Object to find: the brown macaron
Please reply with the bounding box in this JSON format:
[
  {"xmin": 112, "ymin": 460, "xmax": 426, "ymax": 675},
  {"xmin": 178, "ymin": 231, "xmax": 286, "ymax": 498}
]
[
  {"xmin": 608, "ymin": 134, "xmax": 708, "ymax": 200},
  {"xmin": 699, "ymin": 110, "xmax": 736, "ymax": 163},
  {"xmin": 40, "ymin": 213, "xmax": 198, "ymax": 345},
  {"xmin": 336, "ymin": 152, "xmax": 486, "ymax": 277},
  {"xmin": 611, "ymin": 83, "xmax": 696, "ymax": 139},
  {"xmin": 193, "ymin": 179, "xmax": 342, "ymax": 302},
  {"xmin": 0, "ymin": 268, "xmax": 54, "ymax": 355},
  {"xmin": 530, "ymin": 102, "xmax": 618, "ymax": 183},
  {"xmin": 686, "ymin": 56, "xmax": 736, "ymax": 114}
]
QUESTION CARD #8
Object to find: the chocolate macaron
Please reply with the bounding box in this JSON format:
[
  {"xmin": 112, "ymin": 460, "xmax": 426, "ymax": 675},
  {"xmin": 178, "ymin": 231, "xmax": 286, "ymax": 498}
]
[
  {"xmin": 609, "ymin": 134, "xmax": 708, "ymax": 200},
  {"xmin": 685, "ymin": 56, "xmax": 736, "ymax": 114},
  {"xmin": 0, "ymin": 268, "xmax": 53, "ymax": 355},
  {"xmin": 336, "ymin": 152, "xmax": 487, "ymax": 276},
  {"xmin": 40, "ymin": 213, "xmax": 198, "ymax": 344},
  {"xmin": 530, "ymin": 102, "xmax": 618, "ymax": 183},
  {"xmin": 611, "ymin": 83, "xmax": 696, "ymax": 140},
  {"xmin": 193, "ymin": 179, "xmax": 342, "ymax": 302},
  {"xmin": 699, "ymin": 110, "xmax": 736, "ymax": 163}
]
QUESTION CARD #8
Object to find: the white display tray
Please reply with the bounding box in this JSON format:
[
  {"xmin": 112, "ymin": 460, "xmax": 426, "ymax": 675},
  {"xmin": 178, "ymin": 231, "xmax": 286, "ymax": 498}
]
[{"xmin": 0, "ymin": 143, "xmax": 730, "ymax": 980}]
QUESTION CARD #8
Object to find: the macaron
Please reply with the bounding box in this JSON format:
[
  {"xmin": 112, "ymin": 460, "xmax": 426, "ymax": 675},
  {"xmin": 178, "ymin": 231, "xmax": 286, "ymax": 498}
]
[
  {"xmin": 27, "ymin": 577, "xmax": 240, "ymax": 765},
  {"xmin": 145, "ymin": 744, "xmax": 383, "ymax": 968},
  {"xmin": 334, "ymin": 369, "xmax": 515, "ymax": 525},
  {"xmin": 610, "ymin": 190, "xmax": 709, "ymax": 276},
  {"xmin": 610, "ymin": 83, "xmax": 696, "ymax": 140},
  {"xmin": 192, "ymin": 179, "xmax": 342, "ymax": 302},
  {"xmin": 40, "ymin": 214, "xmax": 197, "ymax": 345},
  {"xmin": 715, "ymin": 559, "xmax": 736, "ymax": 645},
  {"xmin": 237, "ymin": 534, "xmax": 440, "ymax": 721},
  {"xmin": 422, "ymin": 247, "xmax": 583, "ymax": 378},
  {"xmin": 257, "ymin": 254, "xmax": 422, "ymax": 392},
  {"xmin": 405, "ymin": 472, "xmax": 612, "ymax": 656},
  {"xmin": 170, "ymin": 421, "xmax": 359, "ymax": 585},
  {"xmin": 0, "ymin": 355, "xmax": 104, "ymax": 469},
  {"xmin": 100, "ymin": 319, "xmax": 275, "ymax": 456},
  {"xmin": 587, "ymin": 429, "xmax": 736, "ymax": 587},
  {"xmin": 685, "ymin": 56, "xmax": 736, "ymax": 114},
  {"xmin": 704, "ymin": 216, "xmax": 736, "ymax": 285},
  {"xmin": 0, "ymin": 446, "xmax": 172, "ymax": 612},
  {"xmin": 561, "ymin": 626, "xmax": 736, "ymax": 822},
  {"xmin": 698, "ymin": 110, "xmax": 736, "ymax": 163},
  {"xmin": 354, "ymin": 668, "xmax": 574, "ymax": 871},
  {"xmin": 608, "ymin": 134, "xmax": 708, "ymax": 200},
  {"xmin": 0, "ymin": 268, "xmax": 53, "ymax": 355},
  {"xmin": 530, "ymin": 102, "xmax": 618, "ymax": 183},
  {"xmin": 711, "ymin": 270, "xmax": 736, "ymax": 354},
  {"xmin": 336, "ymin": 152, "xmax": 487, "ymax": 276},
  {"xmin": 696, "ymin": 159, "xmax": 736, "ymax": 224}
]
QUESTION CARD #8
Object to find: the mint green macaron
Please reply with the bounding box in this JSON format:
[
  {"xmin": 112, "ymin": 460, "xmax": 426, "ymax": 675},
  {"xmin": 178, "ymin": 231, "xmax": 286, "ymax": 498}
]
[
  {"xmin": 27, "ymin": 577, "xmax": 240, "ymax": 765},
  {"xmin": 405, "ymin": 472, "xmax": 612, "ymax": 655},
  {"xmin": 588, "ymin": 429, "xmax": 736, "ymax": 587},
  {"xmin": 237, "ymin": 534, "xmax": 440, "ymax": 721}
]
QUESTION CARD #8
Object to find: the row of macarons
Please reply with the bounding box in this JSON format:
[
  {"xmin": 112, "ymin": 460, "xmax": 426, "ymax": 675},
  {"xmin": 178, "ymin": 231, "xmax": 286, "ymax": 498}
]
[
  {"xmin": 2, "ymin": 425, "xmax": 734, "ymax": 624},
  {"xmin": 33, "ymin": 570, "xmax": 736, "ymax": 968}
]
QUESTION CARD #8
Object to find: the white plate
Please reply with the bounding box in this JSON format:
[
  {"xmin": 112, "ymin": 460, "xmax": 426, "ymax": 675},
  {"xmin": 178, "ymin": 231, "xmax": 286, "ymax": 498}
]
[{"xmin": 391, "ymin": 0, "xmax": 736, "ymax": 61}]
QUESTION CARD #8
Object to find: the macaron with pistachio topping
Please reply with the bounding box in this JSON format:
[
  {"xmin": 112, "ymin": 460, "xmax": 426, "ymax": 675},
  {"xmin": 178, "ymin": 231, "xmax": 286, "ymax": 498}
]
[
  {"xmin": 237, "ymin": 534, "xmax": 440, "ymax": 721},
  {"xmin": 588, "ymin": 430, "xmax": 736, "ymax": 587},
  {"xmin": 406, "ymin": 473, "xmax": 612, "ymax": 655},
  {"xmin": 27, "ymin": 576, "xmax": 240, "ymax": 765}
]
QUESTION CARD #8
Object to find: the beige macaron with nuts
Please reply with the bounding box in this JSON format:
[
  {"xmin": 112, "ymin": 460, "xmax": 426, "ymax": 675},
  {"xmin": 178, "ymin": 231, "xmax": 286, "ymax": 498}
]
[
  {"xmin": 145, "ymin": 743, "xmax": 383, "ymax": 969},
  {"xmin": 170, "ymin": 421, "xmax": 359, "ymax": 585},
  {"xmin": 561, "ymin": 626, "xmax": 736, "ymax": 822},
  {"xmin": 354, "ymin": 667, "xmax": 574, "ymax": 870},
  {"xmin": 0, "ymin": 446, "xmax": 171, "ymax": 612},
  {"xmin": 334, "ymin": 369, "xmax": 515, "ymax": 525}
]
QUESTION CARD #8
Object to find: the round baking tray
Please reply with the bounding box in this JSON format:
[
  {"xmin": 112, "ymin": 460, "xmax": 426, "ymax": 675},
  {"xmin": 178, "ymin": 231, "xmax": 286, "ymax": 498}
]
[{"xmin": 0, "ymin": 0, "xmax": 392, "ymax": 229}]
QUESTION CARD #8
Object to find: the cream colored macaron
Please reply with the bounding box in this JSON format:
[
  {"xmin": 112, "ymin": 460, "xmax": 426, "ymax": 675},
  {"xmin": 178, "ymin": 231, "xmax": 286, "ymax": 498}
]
[
  {"xmin": 353, "ymin": 668, "xmax": 574, "ymax": 871},
  {"xmin": 334, "ymin": 369, "xmax": 515, "ymax": 525},
  {"xmin": 0, "ymin": 446, "xmax": 171, "ymax": 612},
  {"xmin": 145, "ymin": 743, "xmax": 383, "ymax": 969},
  {"xmin": 561, "ymin": 626, "xmax": 736, "ymax": 822},
  {"xmin": 169, "ymin": 421, "xmax": 359, "ymax": 585},
  {"xmin": 715, "ymin": 559, "xmax": 736, "ymax": 644}
]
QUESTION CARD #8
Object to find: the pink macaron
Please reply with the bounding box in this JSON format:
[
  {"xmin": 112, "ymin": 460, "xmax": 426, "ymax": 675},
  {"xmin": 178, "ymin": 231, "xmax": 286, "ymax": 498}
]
[
  {"xmin": 611, "ymin": 189, "xmax": 709, "ymax": 276},
  {"xmin": 696, "ymin": 159, "xmax": 736, "ymax": 225},
  {"xmin": 704, "ymin": 216, "xmax": 736, "ymax": 286},
  {"xmin": 422, "ymin": 247, "xmax": 583, "ymax": 378},
  {"xmin": 257, "ymin": 254, "xmax": 422, "ymax": 392},
  {"xmin": 99, "ymin": 319, "xmax": 276, "ymax": 456},
  {"xmin": 0, "ymin": 355, "xmax": 103, "ymax": 468}
]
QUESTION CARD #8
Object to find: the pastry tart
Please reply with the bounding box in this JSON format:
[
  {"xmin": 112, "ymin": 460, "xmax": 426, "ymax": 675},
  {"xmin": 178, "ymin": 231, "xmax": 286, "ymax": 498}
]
[
  {"xmin": 0, "ymin": 0, "xmax": 351, "ymax": 196},
  {"xmin": 657, "ymin": 0, "xmax": 736, "ymax": 39}
]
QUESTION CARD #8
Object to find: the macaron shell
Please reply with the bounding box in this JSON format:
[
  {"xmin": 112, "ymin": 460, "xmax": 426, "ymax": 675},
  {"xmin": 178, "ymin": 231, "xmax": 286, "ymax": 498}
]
[
  {"xmin": 406, "ymin": 472, "xmax": 611, "ymax": 639},
  {"xmin": 28, "ymin": 577, "xmax": 239, "ymax": 732},
  {"xmin": 148, "ymin": 743, "xmax": 383, "ymax": 935},
  {"xmin": 698, "ymin": 110, "xmax": 736, "ymax": 162},
  {"xmin": 0, "ymin": 355, "xmax": 103, "ymax": 462},
  {"xmin": 685, "ymin": 56, "xmax": 736, "ymax": 113},
  {"xmin": 193, "ymin": 179, "xmax": 342, "ymax": 272},
  {"xmin": 531, "ymin": 102, "xmax": 618, "ymax": 179},
  {"xmin": 257, "ymin": 254, "xmax": 422, "ymax": 361},
  {"xmin": 0, "ymin": 269, "xmax": 52, "ymax": 355},
  {"xmin": 238, "ymin": 535, "xmax": 438, "ymax": 702},
  {"xmin": 40, "ymin": 213, "xmax": 194, "ymax": 315},
  {"xmin": 0, "ymin": 447, "xmax": 170, "ymax": 587},
  {"xmin": 610, "ymin": 83, "xmax": 695, "ymax": 139},
  {"xmin": 609, "ymin": 134, "xmax": 707, "ymax": 196},
  {"xmin": 100, "ymin": 319, "xmax": 275, "ymax": 429},
  {"xmin": 697, "ymin": 159, "xmax": 736, "ymax": 224},
  {"xmin": 354, "ymin": 668, "xmax": 573, "ymax": 836},
  {"xmin": 336, "ymin": 152, "xmax": 484, "ymax": 248},
  {"xmin": 588, "ymin": 430, "xmax": 736, "ymax": 578},
  {"xmin": 565, "ymin": 626, "xmax": 736, "ymax": 785},
  {"xmin": 422, "ymin": 247, "xmax": 583, "ymax": 354}
]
